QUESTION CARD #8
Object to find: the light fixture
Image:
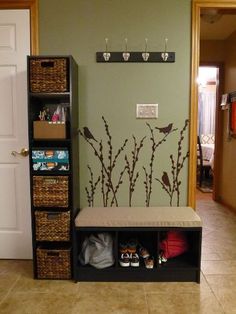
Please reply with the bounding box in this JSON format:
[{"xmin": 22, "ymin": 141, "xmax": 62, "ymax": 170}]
[{"xmin": 200, "ymin": 8, "xmax": 222, "ymax": 24}]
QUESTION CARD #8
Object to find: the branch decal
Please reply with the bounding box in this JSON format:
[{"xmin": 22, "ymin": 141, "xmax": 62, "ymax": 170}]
[
  {"xmin": 80, "ymin": 117, "xmax": 189, "ymax": 207},
  {"xmin": 156, "ymin": 119, "xmax": 189, "ymax": 206}
]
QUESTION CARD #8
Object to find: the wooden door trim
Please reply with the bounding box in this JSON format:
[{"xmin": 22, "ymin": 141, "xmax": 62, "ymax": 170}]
[
  {"xmin": 0, "ymin": 0, "xmax": 39, "ymax": 54},
  {"xmin": 189, "ymin": 0, "xmax": 236, "ymax": 208}
]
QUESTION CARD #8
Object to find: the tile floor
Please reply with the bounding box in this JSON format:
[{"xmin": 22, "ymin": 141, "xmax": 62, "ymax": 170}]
[{"xmin": 0, "ymin": 192, "xmax": 236, "ymax": 314}]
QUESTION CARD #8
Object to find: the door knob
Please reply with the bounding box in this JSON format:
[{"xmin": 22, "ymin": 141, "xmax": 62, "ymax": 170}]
[{"xmin": 11, "ymin": 148, "xmax": 29, "ymax": 157}]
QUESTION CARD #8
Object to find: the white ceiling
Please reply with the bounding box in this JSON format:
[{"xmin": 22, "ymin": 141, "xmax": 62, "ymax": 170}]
[{"xmin": 200, "ymin": 15, "xmax": 236, "ymax": 40}]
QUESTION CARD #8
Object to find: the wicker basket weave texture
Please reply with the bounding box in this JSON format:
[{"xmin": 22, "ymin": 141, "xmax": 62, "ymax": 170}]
[
  {"xmin": 33, "ymin": 176, "xmax": 69, "ymax": 207},
  {"xmin": 30, "ymin": 58, "xmax": 68, "ymax": 93},
  {"xmin": 35, "ymin": 211, "xmax": 70, "ymax": 241},
  {"xmin": 37, "ymin": 248, "xmax": 71, "ymax": 279}
]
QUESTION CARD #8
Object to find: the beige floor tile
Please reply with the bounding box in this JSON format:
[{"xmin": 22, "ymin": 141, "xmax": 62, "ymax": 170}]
[
  {"xmin": 201, "ymin": 260, "xmax": 236, "ymax": 275},
  {"xmin": 78, "ymin": 282, "xmax": 145, "ymax": 297},
  {"xmin": 37, "ymin": 294, "xmax": 76, "ymax": 314},
  {"xmin": 12, "ymin": 275, "xmax": 79, "ymax": 295},
  {"xmin": 146, "ymin": 291, "xmax": 224, "ymax": 314},
  {"xmin": 205, "ymin": 274, "xmax": 236, "ymax": 314},
  {"xmin": 0, "ymin": 292, "xmax": 8, "ymax": 304},
  {"xmin": 0, "ymin": 292, "xmax": 43, "ymax": 314},
  {"xmin": 72, "ymin": 292, "xmax": 148, "ymax": 314},
  {"xmin": 201, "ymin": 252, "xmax": 221, "ymax": 261},
  {"xmin": 0, "ymin": 260, "xmax": 32, "ymax": 276},
  {"xmin": 0, "ymin": 272, "xmax": 19, "ymax": 294},
  {"xmin": 143, "ymin": 273, "xmax": 210, "ymax": 294}
]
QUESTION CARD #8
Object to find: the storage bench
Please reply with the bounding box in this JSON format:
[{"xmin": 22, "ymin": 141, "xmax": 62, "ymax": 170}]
[{"xmin": 74, "ymin": 207, "xmax": 202, "ymax": 283}]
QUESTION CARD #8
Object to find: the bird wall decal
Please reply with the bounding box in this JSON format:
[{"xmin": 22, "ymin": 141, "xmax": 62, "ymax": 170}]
[
  {"xmin": 83, "ymin": 127, "xmax": 98, "ymax": 142},
  {"xmin": 155, "ymin": 123, "xmax": 173, "ymax": 134},
  {"xmin": 162, "ymin": 171, "xmax": 171, "ymax": 192}
]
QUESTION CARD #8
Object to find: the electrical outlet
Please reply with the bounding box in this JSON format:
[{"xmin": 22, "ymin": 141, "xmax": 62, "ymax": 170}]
[{"xmin": 136, "ymin": 104, "xmax": 158, "ymax": 119}]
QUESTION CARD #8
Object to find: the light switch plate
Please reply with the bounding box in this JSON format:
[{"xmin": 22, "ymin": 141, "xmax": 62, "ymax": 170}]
[{"xmin": 136, "ymin": 104, "xmax": 158, "ymax": 119}]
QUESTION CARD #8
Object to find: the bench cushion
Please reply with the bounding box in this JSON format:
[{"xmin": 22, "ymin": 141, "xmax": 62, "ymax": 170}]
[{"xmin": 75, "ymin": 207, "xmax": 202, "ymax": 228}]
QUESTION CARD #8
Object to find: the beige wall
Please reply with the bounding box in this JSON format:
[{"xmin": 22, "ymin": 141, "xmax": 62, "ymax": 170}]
[{"xmin": 200, "ymin": 33, "xmax": 236, "ymax": 210}]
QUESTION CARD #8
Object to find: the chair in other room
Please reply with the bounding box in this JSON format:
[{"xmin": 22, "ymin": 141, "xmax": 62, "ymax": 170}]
[{"xmin": 197, "ymin": 136, "xmax": 211, "ymax": 187}]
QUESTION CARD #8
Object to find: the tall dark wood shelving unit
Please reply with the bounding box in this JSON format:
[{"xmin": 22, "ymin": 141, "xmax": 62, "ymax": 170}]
[{"xmin": 27, "ymin": 56, "xmax": 79, "ymax": 279}]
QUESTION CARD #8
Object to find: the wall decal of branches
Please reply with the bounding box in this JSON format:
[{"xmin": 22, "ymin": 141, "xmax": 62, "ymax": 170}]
[
  {"xmin": 85, "ymin": 165, "xmax": 100, "ymax": 206},
  {"xmin": 143, "ymin": 123, "xmax": 177, "ymax": 207},
  {"xmin": 79, "ymin": 116, "xmax": 128, "ymax": 207},
  {"xmin": 80, "ymin": 117, "xmax": 189, "ymax": 207},
  {"xmin": 155, "ymin": 119, "xmax": 189, "ymax": 206},
  {"xmin": 125, "ymin": 135, "xmax": 146, "ymax": 206}
]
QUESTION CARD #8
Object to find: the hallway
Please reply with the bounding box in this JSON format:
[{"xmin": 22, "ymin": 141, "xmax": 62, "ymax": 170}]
[{"xmin": 0, "ymin": 194, "xmax": 236, "ymax": 313}]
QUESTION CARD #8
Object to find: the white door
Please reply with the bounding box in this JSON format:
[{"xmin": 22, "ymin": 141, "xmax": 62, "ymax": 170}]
[{"xmin": 0, "ymin": 10, "xmax": 32, "ymax": 259}]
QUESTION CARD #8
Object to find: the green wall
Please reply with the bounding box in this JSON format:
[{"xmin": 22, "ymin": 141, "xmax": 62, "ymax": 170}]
[{"xmin": 39, "ymin": 0, "xmax": 191, "ymax": 207}]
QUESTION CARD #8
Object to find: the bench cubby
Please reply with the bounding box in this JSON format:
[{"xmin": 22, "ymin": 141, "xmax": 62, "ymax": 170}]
[{"xmin": 73, "ymin": 207, "xmax": 202, "ymax": 283}]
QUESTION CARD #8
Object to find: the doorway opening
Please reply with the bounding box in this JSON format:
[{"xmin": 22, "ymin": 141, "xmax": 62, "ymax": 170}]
[
  {"xmin": 189, "ymin": 0, "xmax": 236, "ymax": 209},
  {"xmin": 196, "ymin": 66, "xmax": 217, "ymax": 195}
]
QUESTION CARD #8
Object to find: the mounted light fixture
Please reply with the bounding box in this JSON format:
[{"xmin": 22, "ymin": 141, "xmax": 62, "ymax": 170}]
[{"xmin": 200, "ymin": 8, "xmax": 223, "ymax": 24}]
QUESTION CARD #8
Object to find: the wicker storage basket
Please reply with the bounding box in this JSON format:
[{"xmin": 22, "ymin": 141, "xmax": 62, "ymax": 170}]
[
  {"xmin": 33, "ymin": 176, "xmax": 68, "ymax": 207},
  {"xmin": 30, "ymin": 58, "xmax": 68, "ymax": 93},
  {"xmin": 35, "ymin": 211, "xmax": 70, "ymax": 241},
  {"xmin": 37, "ymin": 247, "xmax": 71, "ymax": 279}
]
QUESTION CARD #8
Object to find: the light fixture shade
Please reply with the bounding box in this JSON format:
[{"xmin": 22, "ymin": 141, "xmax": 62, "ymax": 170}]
[{"xmin": 201, "ymin": 9, "xmax": 222, "ymax": 24}]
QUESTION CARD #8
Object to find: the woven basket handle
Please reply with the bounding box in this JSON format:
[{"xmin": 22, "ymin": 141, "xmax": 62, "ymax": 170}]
[
  {"xmin": 43, "ymin": 178, "xmax": 58, "ymax": 184},
  {"xmin": 47, "ymin": 251, "xmax": 60, "ymax": 257},
  {"xmin": 41, "ymin": 61, "xmax": 54, "ymax": 68},
  {"xmin": 47, "ymin": 213, "xmax": 60, "ymax": 220}
]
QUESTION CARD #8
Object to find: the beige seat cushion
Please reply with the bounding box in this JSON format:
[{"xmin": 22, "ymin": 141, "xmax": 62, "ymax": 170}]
[{"xmin": 75, "ymin": 207, "xmax": 202, "ymax": 228}]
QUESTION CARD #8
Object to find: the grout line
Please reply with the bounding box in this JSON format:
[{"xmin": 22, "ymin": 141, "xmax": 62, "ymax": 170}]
[
  {"xmin": 201, "ymin": 271, "xmax": 226, "ymax": 314},
  {"xmin": 0, "ymin": 273, "xmax": 21, "ymax": 306},
  {"xmin": 143, "ymin": 285, "xmax": 151, "ymax": 314}
]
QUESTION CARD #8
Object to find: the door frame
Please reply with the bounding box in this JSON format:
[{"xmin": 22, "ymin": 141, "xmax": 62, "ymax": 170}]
[
  {"xmin": 188, "ymin": 0, "xmax": 236, "ymax": 208},
  {"xmin": 0, "ymin": 0, "xmax": 39, "ymax": 54}
]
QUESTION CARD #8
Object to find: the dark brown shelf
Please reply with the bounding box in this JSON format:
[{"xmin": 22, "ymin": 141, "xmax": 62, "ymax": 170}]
[
  {"xmin": 28, "ymin": 55, "xmax": 79, "ymax": 280},
  {"xmin": 29, "ymin": 92, "xmax": 70, "ymax": 99},
  {"xmin": 32, "ymin": 170, "xmax": 71, "ymax": 176}
]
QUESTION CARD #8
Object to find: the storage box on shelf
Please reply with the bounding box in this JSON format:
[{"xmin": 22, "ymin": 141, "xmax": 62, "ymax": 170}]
[
  {"xmin": 28, "ymin": 56, "xmax": 79, "ymax": 280},
  {"xmin": 33, "ymin": 121, "xmax": 66, "ymax": 139},
  {"xmin": 32, "ymin": 148, "xmax": 69, "ymax": 172},
  {"xmin": 74, "ymin": 207, "xmax": 202, "ymax": 283}
]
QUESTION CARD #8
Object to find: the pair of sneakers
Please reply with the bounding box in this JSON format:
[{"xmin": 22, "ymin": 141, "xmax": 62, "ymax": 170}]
[
  {"xmin": 119, "ymin": 239, "xmax": 137, "ymax": 255},
  {"xmin": 119, "ymin": 252, "xmax": 139, "ymax": 267},
  {"xmin": 139, "ymin": 247, "xmax": 154, "ymax": 269}
]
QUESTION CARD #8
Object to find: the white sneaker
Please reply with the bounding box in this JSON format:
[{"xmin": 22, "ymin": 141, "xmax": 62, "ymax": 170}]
[
  {"xmin": 130, "ymin": 253, "xmax": 139, "ymax": 267},
  {"xmin": 119, "ymin": 253, "xmax": 130, "ymax": 267}
]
